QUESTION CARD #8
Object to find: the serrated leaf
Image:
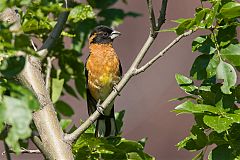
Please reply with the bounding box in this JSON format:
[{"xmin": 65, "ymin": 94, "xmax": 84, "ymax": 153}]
[
  {"xmin": 216, "ymin": 60, "xmax": 237, "ymax": 94},
  {"xmin": 203, "ymin": 115, "xmax": 233, "ymax": 133},
  {"xmin": 175, "ymin": 74, "xmax": 197, "ymax": 93},
  {"xmin": 51, "ymin": 78, "xmax": 64, "ymax": 103}
]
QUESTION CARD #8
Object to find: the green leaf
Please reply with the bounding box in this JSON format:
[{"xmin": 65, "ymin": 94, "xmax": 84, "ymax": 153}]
[
  {"xmin": 174, "ymin": 101, "xmax": 225, "ymax": 115},
  {"xmin": 51, "ymin": 78, "xmax": 64, "ymax": 103},
  {"xmin": 177, "ymin": 125, "xmax": 208, "ymax": 151},
  {"xmin": 208, "ymin": 145, "xmax": 235, "ymax": 160},
  {"xmin": 87, "ymin": 0, "xmax": 118, "ymax": 9},
  {"xmin": 3, "ymin": 96, "xmax": 32, "ymax": 153},
  {"xmin": 220, "ymin": 2, "xmax": 240, "ymax": 19},
  {"xmin": 0, "ymin": 56, "xmax": 25, "ymax": 78},
  {"xmin": 68, "ymin": 4, "xmax": 95, "ymax": 23},
  {"xmin": 216, "ymin": 60, "xmax": 237, "ymax": 94},
  {"xmin": 217, "ymin": 25, "xmax": 237, "ymax": 48},
  {"xmin": 190, "ymin": 54, "xmax": 219, "ymax": 80},
  {"xmin": 55, "ymin": 100, "xmax": 74, "ymax": 117},
  {"xmin": 175, "ymin": 74, "xmax": 197, "ymax": 93},
  {"xmin": 115, "ymin": 110, "xmax": 125, "ymax": 133},
  {"xmin": 175, "ymin": 18, "xmax": 195, "ymax": 35},
  {"xmin": 60, "ymin": 119, "xmax": 72, "ymax": 130},
  {"xmin": 203, "ymin": 115, "xmax": 233, "ymax": 133},
  {"xmin": 22, "ymin": 18, "xmax": 52, "ymax": 34},
  {"xmin": 205, "ymin": 2, "xmax": 219, "ymax": 28},
  {"xmin": 192, "ymin": 36, "xmax": 216, "ymax": 54},
  {"xmin": 195, "ymin": 8, "xmax": 210, "ymax": 28},
  {"xmin": 208, "ymin": 131, "xmax": 227, "ymax": 145},
  {"xmin": 221, "ymin": 44, "xmax": 240, "ymax": 66}
]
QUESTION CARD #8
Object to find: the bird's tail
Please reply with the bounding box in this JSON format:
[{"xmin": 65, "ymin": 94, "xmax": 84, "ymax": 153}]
[{"xmin": 95, "ymin": 108, "xmax": 117, "ymax": 137}]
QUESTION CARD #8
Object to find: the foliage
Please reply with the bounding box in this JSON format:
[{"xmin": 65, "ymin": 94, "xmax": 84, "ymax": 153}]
[
  {"xmin": 0, "ymin": 0, "xmax": 150, "ymax": 158},
  {"xmin": 72, "ymin": 111, "xmax": 154, "ymax": 160},
  {"xmin": 172, "ymin": 0, "xmax": 240, "ymax": 159}
]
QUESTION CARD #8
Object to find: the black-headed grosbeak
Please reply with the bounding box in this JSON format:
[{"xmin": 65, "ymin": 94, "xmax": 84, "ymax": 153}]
[{"xmin": 85, "ymin": 25, "xmax": 122, "ymax": 137}]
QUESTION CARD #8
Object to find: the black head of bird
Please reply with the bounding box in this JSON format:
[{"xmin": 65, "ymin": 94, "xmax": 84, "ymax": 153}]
[{"xmin": 89, "ymin": 25, "xmax": 121, "ymax": 44}]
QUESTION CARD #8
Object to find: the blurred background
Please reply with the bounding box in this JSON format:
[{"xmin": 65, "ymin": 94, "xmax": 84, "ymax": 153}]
[{"xmin": 1, "ymin": 0, "xmax": 202, "ymax": 159}]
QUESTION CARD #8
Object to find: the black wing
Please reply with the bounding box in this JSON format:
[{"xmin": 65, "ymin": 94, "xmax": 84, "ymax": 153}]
[{"xmin": 85, "ymin": 57, "xmax": 97, "ymax": 115}]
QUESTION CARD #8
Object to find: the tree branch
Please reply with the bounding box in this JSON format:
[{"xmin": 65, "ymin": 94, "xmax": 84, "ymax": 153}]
[
  {"xmin": 2, "ymin": 148, "xmax": 41, "ymax": 155},
  {"xmin": 146, "ymin": 0, "xmax": 157, "ymax": 37},
  {"xmin": 16, "ymin": 0, "xmax": 74, "ymax": 159},
  {"xmin": 134, "ymin": 30, "xmax": 194, "ymax": 75},
  {"xmin": 157, "ymin": 0, "xmax": 168, "ymax": 30},
  {"xmin": 37, "ymin": 0, "xmax": 70, "ymax": 58},
  {"xmin": 65, "ymin": 0, "xmax": 171, "ymax": 143},
  {"xmin": 45, "ymin": 57, "xmax": 55, "ymax": 91},
  {"xmin": 3, "ymin": 141, "xmax": 11, "ymax": 160}
]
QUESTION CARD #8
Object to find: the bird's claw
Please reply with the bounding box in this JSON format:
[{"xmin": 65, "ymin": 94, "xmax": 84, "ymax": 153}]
[
  {"xmin": 113, "ymin": 85, "xmax": 121, "ymax": 96},
  {"xmin": 96, "ymin": 100, "xmax": 104, "ymax": 115}
]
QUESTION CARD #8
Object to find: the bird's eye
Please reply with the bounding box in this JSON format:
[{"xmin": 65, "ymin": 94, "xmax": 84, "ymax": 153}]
[{"xmin": 103, "ymin": 32, "xmax": 108, "ymax": 37}]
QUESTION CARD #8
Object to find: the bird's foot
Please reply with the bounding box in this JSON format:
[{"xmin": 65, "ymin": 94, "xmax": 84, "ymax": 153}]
[
  {"xmin": 96, "ymin": 100, "xmax": 104, "ymax": 115},
  {"xmin": 113, "ymin": 84, "xmax": 121, "ymax": 96}
]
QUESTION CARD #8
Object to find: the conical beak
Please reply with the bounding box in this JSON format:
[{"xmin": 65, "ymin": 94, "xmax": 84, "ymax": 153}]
[{"xmin": 110, "ymin": 30, "xmax": 121, "ymax": 40}]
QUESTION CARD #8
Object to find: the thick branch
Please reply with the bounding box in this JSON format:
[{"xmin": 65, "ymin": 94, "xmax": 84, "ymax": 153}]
[
  {"xmin": 134, "ymin": 30, "xmax": 194, "ymax": 75},
  {"xmin": 37, "ymin": 0, "xmax": 70, "ymax": 58},
  {"xmin": 45, "ymin": 57, "xmax": 55, "ymax": 91},
  {"xmin": 65, "ymin": 0, "xmax": 170, "ymax": 143},
  {"xmin": 17, "ymin": 1, "xmax": 73, "ymax": 159}
]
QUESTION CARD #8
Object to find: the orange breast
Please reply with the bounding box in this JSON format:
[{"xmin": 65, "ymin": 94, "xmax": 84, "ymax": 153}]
[{"xmin": 86, "ymin": 43, "xmax": 121, "ymax": 101}]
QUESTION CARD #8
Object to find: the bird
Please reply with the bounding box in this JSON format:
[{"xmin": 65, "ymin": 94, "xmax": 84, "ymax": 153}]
[{"xmin": 85, "ymin": 25, "xmax": 122, "ymax": 137}]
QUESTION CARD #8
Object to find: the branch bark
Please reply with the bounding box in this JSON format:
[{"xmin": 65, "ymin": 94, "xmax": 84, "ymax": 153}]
[
  {"xmin": 16, "ymin": 0, "xmax": 73, "ymax": 159},
  {"xmin": 37, "ymin": 0, "xmax": 70, "ymax": 58}
]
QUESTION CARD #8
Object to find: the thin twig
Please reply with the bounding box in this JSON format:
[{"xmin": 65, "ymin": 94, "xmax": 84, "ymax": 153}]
[
  {"xmin": 64, "ymin": 0, "xmax": 171, "ymax": 143},
  {"xmin": 31, "ymin": 39, "xmax": 38, "ymax": 51},
  {"xmin": 147, "ymin": 0, "xmax": 157, "ymax": 37},
  {"xmin": 45, "ymin": 57, "xmax": 55, "ymax": 91},
  {"xmin": 157, "ymin": 0, "xmax": 168, "ymax": 30},
  {"xmin": 2, "ymin": 148, "xmax": 41, "ymax": 155},
  {"xmin": 134, "ymin": 30, "xmax": 194, "ymax": 75},
  {"xmin": 37, "ymin": 0, "xmax": 70, "ymax": 58},
  {"xmin": 3, "ymin": 141, "xmax": 11, "ymax": 160}
]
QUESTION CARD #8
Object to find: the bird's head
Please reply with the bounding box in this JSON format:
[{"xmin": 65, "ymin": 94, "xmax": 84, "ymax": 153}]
[{"xmin": 89, "ymin": 25, "xmax": 121, "ymax": 44}]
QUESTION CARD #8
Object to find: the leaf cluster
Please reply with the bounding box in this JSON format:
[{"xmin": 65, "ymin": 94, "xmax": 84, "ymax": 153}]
[
  {"xmin": 72, "ymin": 110, "xmax": 154, "ymax": 160},
  {"xmin": 173, "ymin": 0, "xmax": 240, "ymax": 159}
]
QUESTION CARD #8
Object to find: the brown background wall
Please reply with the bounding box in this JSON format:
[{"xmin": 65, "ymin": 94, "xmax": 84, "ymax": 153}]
[{"xmin": 0, "ymin": 0, "xmax": 202, "ymax": 159}]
